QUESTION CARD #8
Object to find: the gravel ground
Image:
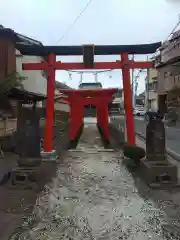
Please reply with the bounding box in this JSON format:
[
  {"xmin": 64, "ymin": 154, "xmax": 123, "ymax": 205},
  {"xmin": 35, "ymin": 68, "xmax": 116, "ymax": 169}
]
[{"xmin": 11, "ymin": 124, "xmax": 180, "ymax": 240}]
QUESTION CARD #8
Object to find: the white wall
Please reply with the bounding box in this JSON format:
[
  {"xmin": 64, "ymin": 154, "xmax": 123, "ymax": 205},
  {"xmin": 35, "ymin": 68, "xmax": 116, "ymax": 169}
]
[
  {"xmin": 55, "ymin": 101, "xmax": 70, "ymax": 112},
  {"xmin": 112, "ymin": 91, "xmax": 124, "ymax": 102},
  {"xmin": 151, "ymin": 99, "xmax": 158, "ymax": 111},
  {"xmin": 145, "ymin": 91, "xmax": 158, "ymax": 112},
  {"xmin": 16, "ymin": 54, "xmax": 47, "ymax": 96},
  {"xmin": 113, "ymin": 97, "xmax": 124, "ymax": 104}
]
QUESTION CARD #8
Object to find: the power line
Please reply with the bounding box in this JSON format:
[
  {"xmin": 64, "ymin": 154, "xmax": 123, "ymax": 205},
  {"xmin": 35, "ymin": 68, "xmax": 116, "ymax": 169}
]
[
  {"xmin": 134, "ymin": 16, "xmax": 180, "ymax": 87},
  {"xmin": 151, "ymin": 17, "xmax": 180, "ymax": 59},
  {"xmin": 165, "ymin": 18, "xmax": 180, "ymax": 41},
  {"xmin": 55, "ymin": 0, "xmax": 93, "ymax": 44}
]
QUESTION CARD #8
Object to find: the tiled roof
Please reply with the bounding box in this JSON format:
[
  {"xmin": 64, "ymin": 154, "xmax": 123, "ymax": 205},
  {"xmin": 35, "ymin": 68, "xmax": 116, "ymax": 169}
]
[{"xmin": 55, "ymin": 81, "xmax": 72, "ymax": 89}]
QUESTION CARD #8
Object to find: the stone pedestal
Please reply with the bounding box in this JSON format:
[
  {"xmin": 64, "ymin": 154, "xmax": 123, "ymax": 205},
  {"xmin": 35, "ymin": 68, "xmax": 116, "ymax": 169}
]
[
  {"xmin": 17, "ymin": 157, "xmax": 41, "ymax": 167},
  {"xmin": 41, "ymin": 150, "xmax": 58, "ymax": 162},
  {"xmin": 8, "ymin": 166, "xmax": 39, "ymax": 190},
  {"xmin": 141, "ymin": 116, "xmax": 178, "ymax": 188},
  {"xmin": 9, "ymin": 105, "xmax": 42, "ymax": 189},
  {"xmin": 140, "ymin": 159, "xmax": 178, "ymax": 188}
]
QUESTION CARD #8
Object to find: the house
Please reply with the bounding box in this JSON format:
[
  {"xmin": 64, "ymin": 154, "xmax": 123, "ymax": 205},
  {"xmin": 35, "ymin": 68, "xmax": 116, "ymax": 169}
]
[
  {"xmin": 155, "ymin": 29, "xmax": 180, "ymax": 114},
  {"xmin": 54, "ymin": 81, "xmax": 71, "ymax": 114},
  {"xmin": 0, "ymin": 26, "xmax": 72, "ymax": 120},
  {"xmin": 109, "ymin": 88, "xmax": 124, "ymax": 112},
  {"xmin": 136, "ymin": 92, "xmax": 145, "ymax": 107},
  {"xmin": 15, "ymin": 34, "xmax": 47, "ymax": 108},
  {"xmin": 15, "ymin": 34, "xmax": 72, "ymax": 113}
]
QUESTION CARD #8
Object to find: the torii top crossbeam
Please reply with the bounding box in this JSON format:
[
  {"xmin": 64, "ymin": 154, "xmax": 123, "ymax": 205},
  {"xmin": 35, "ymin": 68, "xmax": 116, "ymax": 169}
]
[{"xmin": 16, "ymin": 42, "xmax": 161, "ymax": 56}]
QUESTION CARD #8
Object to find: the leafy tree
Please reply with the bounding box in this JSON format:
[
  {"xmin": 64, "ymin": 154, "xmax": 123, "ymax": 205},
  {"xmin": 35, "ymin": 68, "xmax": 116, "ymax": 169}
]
[
  {"xmin": 0, "ymin": 71, "xmax": 25, "ymax": 95},
  {"xmin": 167, "ymin": 86, "xmax": 180, "ymax": 122},
  {"xmin": 0, "ymin": 71, "xmax": 26, "ymax": 117}
]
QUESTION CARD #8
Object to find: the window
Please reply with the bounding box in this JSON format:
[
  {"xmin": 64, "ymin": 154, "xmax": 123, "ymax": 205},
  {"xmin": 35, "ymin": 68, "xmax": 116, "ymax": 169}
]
[
  {"xmin": 164, "ymin": 72, "xmax": 168, "ymax": 78},
  {"xmin": 174, "ymin": 74, "xmax": 180, "ymax": 85}
]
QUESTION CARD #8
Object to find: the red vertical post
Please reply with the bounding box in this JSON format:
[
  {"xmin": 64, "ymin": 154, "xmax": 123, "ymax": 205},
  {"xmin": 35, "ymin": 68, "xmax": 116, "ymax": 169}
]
[
  {"xmin": 121, "ymin": 53, "xmax": 135, "ymax": 145},
  {"xmin": 44, "ymin": 53, "xmax": 56, "ymax": 152},
  {"xmin": 99, "ymin": 103, "xmax": 109, "ymax": 140},
  {"xmin": 70, "ymin": 102, "xmax": 77, "ymax": 140},
  {"xmin": 96, "ymin": 105, "xmax": 100, "ymax": 126},
  {"xmin": 69, "ymin": 96, "xmax": 84, "ymax": 140},
  {"xmin": 97, "ymin": 104, "xmax": 103, "ymax": 128},
  {"xmin": 103, "ymin": 103, "xmax": 110, "ymax": 140},
  {"xmin": 80, "ymin": 99, "xmax": 84, "ymax": 125}
]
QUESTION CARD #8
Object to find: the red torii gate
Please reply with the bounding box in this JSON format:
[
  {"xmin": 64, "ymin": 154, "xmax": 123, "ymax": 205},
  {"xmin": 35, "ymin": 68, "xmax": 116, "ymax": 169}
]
[
  {"xmin": 61, "ymin": 88, "xmax": 118, "ymax": 142},
  {"xmin": 17, "ymin": 42, "xmax": 161, "ymax": 153}
]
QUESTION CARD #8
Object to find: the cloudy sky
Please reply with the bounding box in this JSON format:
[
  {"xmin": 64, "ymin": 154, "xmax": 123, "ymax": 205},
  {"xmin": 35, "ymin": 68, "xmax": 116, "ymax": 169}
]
[{"xmin": 1, "ymin": 0, "xmax": 180, "ymax": 93}]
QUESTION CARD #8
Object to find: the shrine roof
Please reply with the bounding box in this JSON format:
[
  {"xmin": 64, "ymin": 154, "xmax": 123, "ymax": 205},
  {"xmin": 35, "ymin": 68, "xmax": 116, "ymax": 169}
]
[
  {"xmin": 8, "ymin": 88, "xmax": 46, "ymax": 102},
  {"xmin": 0, "ymin": 28, "xmax": 161, "ymax": 56},
  {"xmin": 59, "ymin": 88, "xmax": 118, "ymax": 97}
]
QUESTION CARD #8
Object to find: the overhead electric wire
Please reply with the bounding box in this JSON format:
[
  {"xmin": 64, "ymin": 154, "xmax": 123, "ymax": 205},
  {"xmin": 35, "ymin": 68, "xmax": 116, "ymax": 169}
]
[
  {"xmin": 165, "ymin": 18, "xmax": 180, "ymax": 41},
  {"xmin": 55, "ymin": 0, "xmax": 93, "ymax": 44},
  {"xmin": 151, "ymin": 17, "xmax": 180, "ymax": 59},
  {"xmin": 134, "ymin": 17, "xmax": 180, "ymax": 82}
]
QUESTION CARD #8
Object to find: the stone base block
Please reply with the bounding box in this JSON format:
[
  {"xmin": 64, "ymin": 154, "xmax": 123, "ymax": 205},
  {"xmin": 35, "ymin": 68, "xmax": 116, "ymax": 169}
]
[
  {"xmin": 8, "ymin": 166, "xmax": 39, "ymax": 190},
  {"xmin": 17, "ymin": 157, "xmax": 41, "ymax": 167},
  {"xmin": 41, "ymin": 150, "xmax": 58, "ymax": 162},
  {"xmin": 140, "ymin": 159, "xmax": 179, "ymax": 189}
]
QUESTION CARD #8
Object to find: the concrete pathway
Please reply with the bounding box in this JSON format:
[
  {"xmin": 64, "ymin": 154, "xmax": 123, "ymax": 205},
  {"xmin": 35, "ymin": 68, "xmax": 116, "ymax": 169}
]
[{"xmin": 11, "ymin": 124, "xmax": 180, "ymax": 239}]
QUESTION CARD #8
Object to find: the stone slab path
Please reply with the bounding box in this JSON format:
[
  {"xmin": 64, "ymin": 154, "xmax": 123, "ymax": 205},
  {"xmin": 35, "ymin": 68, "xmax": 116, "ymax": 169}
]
[{"xmin": 11, "ymin": 124, "xmax": 180, "ymax": 239}]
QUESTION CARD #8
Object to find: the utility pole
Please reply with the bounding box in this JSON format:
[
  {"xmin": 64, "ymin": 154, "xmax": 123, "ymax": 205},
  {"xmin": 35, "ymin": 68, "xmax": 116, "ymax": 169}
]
[
  {"xmin": 146, "ymin": 56, "xmax": 150, "ymax": 112},
  {"xmin": 131, "ymin": 55, "xmax": 135, "ymax": 108},
  {"xmin": 134, "ymin": 80, "xmax": 138, "ymax": 107}
]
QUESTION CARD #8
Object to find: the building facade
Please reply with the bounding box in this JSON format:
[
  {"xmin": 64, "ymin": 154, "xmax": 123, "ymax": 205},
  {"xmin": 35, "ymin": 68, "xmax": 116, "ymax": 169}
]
[
  {"xmin": 110, "ymin": 88, "xmax": 124, "ymax": 113},
  {"xmin": 145, "ymin": 68, "xmax": 158, "ymax": 111},
  {"xmin": 16, "ymin": 52, "xmax": 47, "ymax": 96},
  {"xmin": 155, "ymin": 29, "xmax": 180, "ymax": 114},
  {"xmin": 54, "ymin": 81, "xmax": 71, "ymax": 113}
]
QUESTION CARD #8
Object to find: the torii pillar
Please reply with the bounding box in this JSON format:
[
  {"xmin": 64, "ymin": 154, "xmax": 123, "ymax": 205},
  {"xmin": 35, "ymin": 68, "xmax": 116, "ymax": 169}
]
[
  {"xmin": 96, "ymin": 103, "xmax": 109, "ymax": 140},
  {"xmin": 121, "ymin": 53, "xmax": 135, "ymax": 145},
  {"xmin": 63, "ymin": 94, "xmax": 84, "ymax": 141}
]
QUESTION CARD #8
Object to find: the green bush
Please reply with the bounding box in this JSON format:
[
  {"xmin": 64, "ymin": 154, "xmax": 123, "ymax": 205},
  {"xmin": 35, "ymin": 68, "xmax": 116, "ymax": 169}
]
[{"xmin": 123, "ymin": 144, "xmax": 145, "ymax": 165}]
